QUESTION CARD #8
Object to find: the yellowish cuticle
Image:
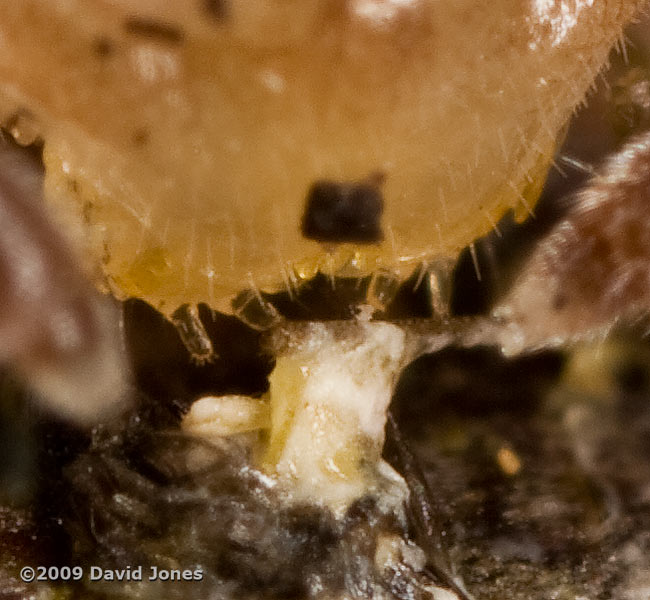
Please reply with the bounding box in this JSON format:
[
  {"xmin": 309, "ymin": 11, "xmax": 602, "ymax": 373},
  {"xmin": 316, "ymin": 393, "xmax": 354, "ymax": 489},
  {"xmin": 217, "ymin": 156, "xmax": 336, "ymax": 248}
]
[{"xmin": 263, "ymin": 356, "xmax": 307, "ymax": 471}]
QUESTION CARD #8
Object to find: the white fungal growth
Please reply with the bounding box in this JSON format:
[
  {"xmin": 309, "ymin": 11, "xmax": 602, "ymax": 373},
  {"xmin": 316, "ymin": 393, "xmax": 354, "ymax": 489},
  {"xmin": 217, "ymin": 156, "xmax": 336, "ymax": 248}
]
[
  {"xmin": 183, "ymin": 394, "xmax": 271, "ymax": 438},
  {"xmin": 184, "ymin": 320, "xmax": 409, "ymax": 514}
]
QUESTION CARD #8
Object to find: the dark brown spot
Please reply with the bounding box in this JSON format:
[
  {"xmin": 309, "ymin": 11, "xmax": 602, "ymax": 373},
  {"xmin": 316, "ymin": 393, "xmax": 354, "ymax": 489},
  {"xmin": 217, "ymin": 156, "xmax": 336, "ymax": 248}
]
[
  {"xmin": 301, "ymin": 179, "xmax": 384, "ymax": 244},
  {"xmin": 67, "ymin": 179, "xmax": 79, "ymax": 194},
  {"xmin": 101, "ymin": 241, "xmax": 111, "ymax": 266},
  {"xmin": 93, "ymin": 37, "xmax": 115, "ymax": 58},
  {"xmin": 82, "ymin": 201, "xmax": 93, "ymax": 224},
  {"xmin": 124, "ymin": 17, "xmax": 184, "ymax": 44},
  {"xmin": 132, "ymin": 128, "xmax": 150, "ymax": 147},
  {"xmin": 202, "ymin": 0, "xmax": 228, "ymax": 21},
  {"xmin": 552, "ymin": 294, "xmax": 567, "ymax": 310}
]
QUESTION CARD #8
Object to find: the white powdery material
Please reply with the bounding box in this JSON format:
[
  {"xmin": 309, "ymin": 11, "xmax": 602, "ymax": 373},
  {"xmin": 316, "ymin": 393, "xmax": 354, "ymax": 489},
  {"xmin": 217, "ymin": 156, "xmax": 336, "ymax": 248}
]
[
  {"xmin": 269, "ymin": 321, "xmax": 407, "ymax": 513},
  {"xmin": 301, "ymin": 321, "xmax": 406, "ymax": 441}
]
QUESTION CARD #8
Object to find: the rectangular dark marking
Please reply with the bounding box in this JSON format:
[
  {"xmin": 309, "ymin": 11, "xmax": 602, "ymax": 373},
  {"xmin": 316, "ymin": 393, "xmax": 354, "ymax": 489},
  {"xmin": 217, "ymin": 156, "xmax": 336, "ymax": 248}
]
[
  {"xmin": 124, "ymin": 17, "xmax": 184, "ymax": 44},
  {"xmin": 202, "ymin": 0, "xmax": 228, "ymax": 21},
  {"xmin": 301, "ymin": 179, "xmax": 384, "ymax": 244},
  {"xmin": 93, "ymin": 37, "xmax": 115, "ymax": 58}
]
